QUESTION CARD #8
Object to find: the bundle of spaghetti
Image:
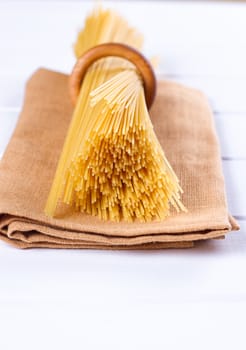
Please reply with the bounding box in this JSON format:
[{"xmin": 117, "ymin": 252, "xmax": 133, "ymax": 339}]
[{"xmin": 45, "ymin": 6, "xmax": 186, "ymax": 222}]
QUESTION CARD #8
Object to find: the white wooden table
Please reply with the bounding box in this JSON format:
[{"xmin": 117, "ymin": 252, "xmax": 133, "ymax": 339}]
[{"xmin": 0, "ymin": 1, "xmax": 245, "ymax": 349}]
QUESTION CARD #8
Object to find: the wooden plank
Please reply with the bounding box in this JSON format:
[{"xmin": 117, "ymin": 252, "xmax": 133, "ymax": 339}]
[
  {"xmin": 1, "ymin": 2, "xmax": 246, "ymax": 48},
  {"xmin": 0, "ymin": 76, "xmax": 25, "ymax": 110},
  {"xmin": 0, "ymin": 111, "xmax": 19, "ymax": 156},
  {"xmin": 223, "ymin": 160, "xmax": 246, "ymax": 217},
  {"xmin": 214, "ymin": 113, "xmax": 246, "ymax": 159},
  {"xmin": 163, "ymin": 76, "xmax": 246, "ymax": 113},
  {"xmin": 0, "ymin": 222, "xmax": 245, "ymax": 305},
  {"xmin": 0, "ymin": 2, "xmax": 246, "ymax": 76}
]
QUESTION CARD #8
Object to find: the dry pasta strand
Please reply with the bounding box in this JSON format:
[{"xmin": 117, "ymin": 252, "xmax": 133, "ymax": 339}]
[{"xmin": 44, "ymin": 6, "xmax": 187, "ymax": 222}]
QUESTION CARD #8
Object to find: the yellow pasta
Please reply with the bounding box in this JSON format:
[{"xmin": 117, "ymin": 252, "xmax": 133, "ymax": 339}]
[{"xmin": 44, "ymin": 6, "xmax": 186, "ymax": 222}]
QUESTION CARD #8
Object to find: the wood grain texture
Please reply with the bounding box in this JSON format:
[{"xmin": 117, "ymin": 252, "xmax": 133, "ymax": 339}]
[{"xmin": 69, "ymin": 43, "xmax": 156, "ymax": 108}]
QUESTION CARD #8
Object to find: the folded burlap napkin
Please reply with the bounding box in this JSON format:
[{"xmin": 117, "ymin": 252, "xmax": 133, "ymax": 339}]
[{"xmin": 0, "ymin": 69, "xmax": 239, "ymax": 249}]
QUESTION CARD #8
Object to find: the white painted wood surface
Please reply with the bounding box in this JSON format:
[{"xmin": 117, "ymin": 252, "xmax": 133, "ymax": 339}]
[{"xmin": 0, "ymin": 2, "xmax": 245, "ymax": 349}]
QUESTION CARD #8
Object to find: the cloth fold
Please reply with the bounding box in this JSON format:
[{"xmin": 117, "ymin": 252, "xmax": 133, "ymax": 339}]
[{"xmin": 0, "ymin": 69, "xmax": 239, "ymax": 249}]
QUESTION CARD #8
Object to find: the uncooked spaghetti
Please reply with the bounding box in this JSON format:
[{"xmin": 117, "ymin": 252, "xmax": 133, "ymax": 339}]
[{"xmin": 45, "ymin": 7, "xmax": 186, "ymax": 222}]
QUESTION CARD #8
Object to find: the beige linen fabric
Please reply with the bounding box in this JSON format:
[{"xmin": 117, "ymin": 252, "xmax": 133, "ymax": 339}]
[{"xmin": 0, "ymin": 69, "xmax": 239, "ymax": 249}]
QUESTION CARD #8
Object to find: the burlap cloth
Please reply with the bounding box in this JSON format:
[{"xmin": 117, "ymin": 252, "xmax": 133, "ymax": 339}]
[{"xmin": 0, "ymin": 68, "xmax": 239, "ymax": 249}]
